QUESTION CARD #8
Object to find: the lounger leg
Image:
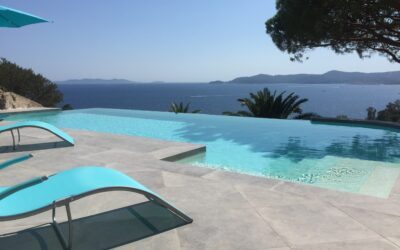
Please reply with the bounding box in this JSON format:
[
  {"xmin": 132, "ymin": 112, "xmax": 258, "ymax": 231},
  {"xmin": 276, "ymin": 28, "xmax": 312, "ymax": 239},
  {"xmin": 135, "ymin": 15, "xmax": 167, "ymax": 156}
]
[
  {"xmin": 65, "ymin": 203, "xmax": 73, "ymax": 249},
  {"xmin": 52, "ymin": 201, "xmax": 73, "ymax": 250},
  {"xmin": 10, "ymin": 129, "xmax": 15, "ymax": 150},
  {"xmin": 17, "ymin": 128, "xmax": 21, "ymax": 144},
  {"xmin": 146, "ymin": 195, "xmax": 193, "ymax": 223},
  {"xmin": 9, "ymin": 129, "xmax": 21, "ymax": 150}
]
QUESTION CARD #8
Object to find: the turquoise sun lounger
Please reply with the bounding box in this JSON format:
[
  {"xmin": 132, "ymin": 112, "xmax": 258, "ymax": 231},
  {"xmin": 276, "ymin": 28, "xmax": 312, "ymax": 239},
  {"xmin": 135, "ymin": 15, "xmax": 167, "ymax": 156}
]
[
  {"xmin": 0, "ymin": 166, "xmax": 192, "ymax": 249},
  {"xmin": 0, "ymin": 121, "xmax": 74, "ymax": 150},
  {"xmin": 0, "ymin": 154, "xmax": 32, "ymax": 171}
]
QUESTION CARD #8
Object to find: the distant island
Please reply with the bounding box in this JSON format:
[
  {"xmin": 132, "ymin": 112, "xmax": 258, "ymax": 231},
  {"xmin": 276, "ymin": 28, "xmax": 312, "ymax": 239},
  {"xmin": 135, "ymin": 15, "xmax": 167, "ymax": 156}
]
[
  {"xmin": 57, "ymin": 79, "xmax": 137, "ymax": 84},
  {"xmin": 211, "ymin": 70, "xmax": 400, "ymax": 85},
  {"xmin": 57, "ymin": 70, "xmax": 400, "ymax": 85}
]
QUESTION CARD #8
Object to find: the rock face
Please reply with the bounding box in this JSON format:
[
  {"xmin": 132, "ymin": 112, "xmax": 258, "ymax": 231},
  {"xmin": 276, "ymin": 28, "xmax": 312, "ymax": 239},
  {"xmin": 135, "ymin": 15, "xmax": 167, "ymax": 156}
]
[{"xmin": 0, "ymin": 89, "xmax": 42, "ymax": 110}]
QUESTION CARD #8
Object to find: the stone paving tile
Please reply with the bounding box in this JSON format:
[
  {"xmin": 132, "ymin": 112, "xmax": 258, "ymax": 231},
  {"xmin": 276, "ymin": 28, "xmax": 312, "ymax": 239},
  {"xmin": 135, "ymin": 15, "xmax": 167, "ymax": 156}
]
[
  {"xmin": 235, "ymin": 184, "xmax": 317, "ymax": 208},
  {"xmin": 274, "ymin": 181, "xmax": 400, "ymax": 216},
  {"xmin": 17, "ymin": 128, "xmax": 59, "ymax": 139},
  {"xmin": 178, "ymin": 208, "xmax": 287, "ymax": 250},
  {"xmin": 390, "ymin": 176, "xmax": 400, "ymax": 196},
  {"xmin": 0, "ymin": 212, "xmax": 55, "ymax": 234},
  {"xmin": 0, "ymin": 150, "xmax": 27, "ymax": 161},
  {"xmin": 203, "ymin": 169, "xmax": 281, "ymax": 189},
  {"xmin": 114, "ymin": 229, "xmax": 182, "ymax": 250},
  {"xmin": 0, "ymin": 223, "xmax": 53, "ymax": 237},
  {"xmin": 337, "ymin": 206, "xmax": 400, "ymax": 238},
  {"xmin": 161, "ymin": 171, "xmax": 216, "ymax": 188},
  {"xmin": 0, "ymin": 135, "xmax": 70, "ymax": 154},
  {"xmin": 391, "ymin": 193, "xmax": 400, "ymax": 202},
  {"xmin": 66, "ymin": 129, "xmax": 190, "ymax": 154},
  {"xmin": 274, "ymin": 181, "xmax": 380, "ymax": 204},
  {"xmin": 334, "ymin": 199, "xmax": 400, "ymax": 217},
  {"xmin": 263, "ymin": 248, "xmax": 292, "ymax": 250},
  {"xmin": 155, "ymin": 175, "xmax": 253, "ymax": 214},
  {"xmin": 291, "ymin": 239, "xmax": 399, "ymax": 250},
  {"xmin": 257, "ymin": 202, "xmax": 379, "ymax": 246},
  {"xmin": 154, "ymin": 161, "xmax": 215, "ymax": 178},
  {"xmin": 69, "ymin": 192, "xmax": 147, "ymax": 219},
  {"xmin": 388, "ymin": 237, "xmax": 400, "ymax": 248},
  {"xmin": 79, "ymin": 149, "xmax": 149, "ymax": 165},
  {"xmin": 0, "ymin": 164, "xmax": 43, "ymax": 185},
  {"xmin": 0, "ymin": 133, "xmax": 13, "ymax": 148},
  {"xmin": 31, "ymin": 143, "xmax": 108, "ymax": 158},
  {"xmin": 119, "ymin": 168, "xmax": 166, "ymax": 189},
  {"xmin": 20, "ymin": 152, "xmax": 106, "ymax": 174}
]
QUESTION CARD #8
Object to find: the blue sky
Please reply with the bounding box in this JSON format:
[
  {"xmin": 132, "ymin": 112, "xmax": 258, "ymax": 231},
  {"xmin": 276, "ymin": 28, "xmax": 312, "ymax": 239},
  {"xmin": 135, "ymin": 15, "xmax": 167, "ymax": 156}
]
[{"xmin": 2, "ymin": 1, "xmax": 399, "ymax": 82}]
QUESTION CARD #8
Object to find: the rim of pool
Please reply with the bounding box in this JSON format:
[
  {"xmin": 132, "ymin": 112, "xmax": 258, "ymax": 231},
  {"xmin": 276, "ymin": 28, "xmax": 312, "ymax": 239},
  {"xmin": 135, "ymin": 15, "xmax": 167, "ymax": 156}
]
[{"xmin": 3, "ymin": 108, "xmax": 400, "ymax": 198}]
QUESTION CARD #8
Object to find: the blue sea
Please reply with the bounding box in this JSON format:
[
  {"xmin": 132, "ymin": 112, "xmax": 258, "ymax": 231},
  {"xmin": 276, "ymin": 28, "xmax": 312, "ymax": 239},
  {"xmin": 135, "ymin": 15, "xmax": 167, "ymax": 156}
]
[{"xmin": 58, "ymin": 83, "xmax": 400, "ymax": 119}]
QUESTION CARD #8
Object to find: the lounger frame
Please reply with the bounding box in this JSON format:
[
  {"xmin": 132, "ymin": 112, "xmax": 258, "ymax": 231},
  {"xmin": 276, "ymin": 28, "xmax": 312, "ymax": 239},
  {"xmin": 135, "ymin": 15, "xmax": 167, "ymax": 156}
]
[
  {"xmin": 0, "ymin": 186, "xmax": 193, "ymax": 249},
  {"xmin": 0, "ymin": 157, "xmax": 192, "ymax": 249},
  {"xmin": 0, "ymin": 122, "xmax": 74, "ymax": 150}
]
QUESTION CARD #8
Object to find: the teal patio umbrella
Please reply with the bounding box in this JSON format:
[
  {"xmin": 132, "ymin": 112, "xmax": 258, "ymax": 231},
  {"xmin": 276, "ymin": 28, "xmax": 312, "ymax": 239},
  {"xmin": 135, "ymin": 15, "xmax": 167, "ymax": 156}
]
[{"xmin": 0, "ymin": 5, "xmax": 47, "ymax": 28}]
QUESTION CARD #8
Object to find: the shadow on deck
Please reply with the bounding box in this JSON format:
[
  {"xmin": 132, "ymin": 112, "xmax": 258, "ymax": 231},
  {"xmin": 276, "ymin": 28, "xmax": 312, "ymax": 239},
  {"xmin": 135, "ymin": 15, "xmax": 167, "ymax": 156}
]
[
  {"xmin": 0, "ymin": 141, "xmax": 73, "ymax": 153},
  {"xmin": 0, "ymin": 201, "xmax": 190, "ymax": 250}
]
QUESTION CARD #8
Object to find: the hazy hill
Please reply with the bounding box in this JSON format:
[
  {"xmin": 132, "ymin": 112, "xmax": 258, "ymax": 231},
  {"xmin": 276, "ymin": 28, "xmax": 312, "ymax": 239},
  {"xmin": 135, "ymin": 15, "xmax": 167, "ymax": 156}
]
[
  {"xmin": 213, "ymin": 70, "xmax": 400, "ymax": 84},
  {"xmin": 57, "ymin": 79, "xmax": 137, "ymax": 84}
]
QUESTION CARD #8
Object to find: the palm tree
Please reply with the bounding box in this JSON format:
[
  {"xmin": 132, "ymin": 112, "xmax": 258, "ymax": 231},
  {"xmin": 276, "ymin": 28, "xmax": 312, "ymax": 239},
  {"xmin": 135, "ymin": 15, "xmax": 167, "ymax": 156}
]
[
  {"xmin": 169, "ymin": 102, "xmax": 201, "ymax": 114},
  {"xmin": 366, "ymin": 107, "xmax": 377, "ymax": 120},
  {"xmin": 223, "ymin": 88, "xmax": 317, "ymax": 119}
]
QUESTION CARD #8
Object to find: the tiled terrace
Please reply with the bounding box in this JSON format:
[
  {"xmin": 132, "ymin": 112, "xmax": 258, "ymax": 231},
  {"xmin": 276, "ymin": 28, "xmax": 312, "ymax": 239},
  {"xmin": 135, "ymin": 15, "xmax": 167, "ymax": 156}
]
[{"xmin": 0, "ymin": 124, "xmax": 400, "ymax": 249}]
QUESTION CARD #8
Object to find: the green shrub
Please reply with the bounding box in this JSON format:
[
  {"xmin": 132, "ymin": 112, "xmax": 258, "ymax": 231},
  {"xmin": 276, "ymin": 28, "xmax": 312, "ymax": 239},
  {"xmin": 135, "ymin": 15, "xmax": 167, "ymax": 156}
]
[
  {"xmin": 0, "ymin": 58, "xmax": 63, "ymax": 107},
  {"xmin": 376, "ymin": 100, "xmax": 400, "ymax": 122}
]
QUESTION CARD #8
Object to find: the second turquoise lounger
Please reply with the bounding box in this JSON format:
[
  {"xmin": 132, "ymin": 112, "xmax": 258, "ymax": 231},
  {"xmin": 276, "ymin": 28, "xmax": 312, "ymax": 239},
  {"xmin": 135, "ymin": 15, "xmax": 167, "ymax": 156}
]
[
  {"xmin": 0, "ymin": 121, "xmax": 74, "ymax": 150},
  {"xmin": 0, "ymin": 166, "xmax": 192, "ymax": 249},
  {"xmin": 0, "ymin": 154, "xmax": 32, "ymax": 171}
]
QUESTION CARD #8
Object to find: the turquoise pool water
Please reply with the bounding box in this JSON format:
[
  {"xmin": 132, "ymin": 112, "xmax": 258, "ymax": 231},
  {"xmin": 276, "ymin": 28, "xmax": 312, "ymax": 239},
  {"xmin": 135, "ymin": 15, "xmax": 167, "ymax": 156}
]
[{"xmin": 5, "ymin": 108, "xmax": 400, "ymax": 197}]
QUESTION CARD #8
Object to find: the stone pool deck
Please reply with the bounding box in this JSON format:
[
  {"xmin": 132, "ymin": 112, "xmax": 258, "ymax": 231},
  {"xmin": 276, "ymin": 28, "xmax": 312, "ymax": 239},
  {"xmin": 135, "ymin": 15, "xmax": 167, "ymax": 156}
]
[{"xmin": 0, "ymin": 125, "xmax": 400, "ymax": 249}]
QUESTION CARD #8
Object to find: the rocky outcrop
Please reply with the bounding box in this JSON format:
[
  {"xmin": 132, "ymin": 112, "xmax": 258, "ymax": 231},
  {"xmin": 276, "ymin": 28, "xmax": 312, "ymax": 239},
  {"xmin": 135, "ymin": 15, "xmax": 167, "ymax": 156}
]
[{"xmin": 0, "ymin": 89, "xmax": 42, "ymax": 110}]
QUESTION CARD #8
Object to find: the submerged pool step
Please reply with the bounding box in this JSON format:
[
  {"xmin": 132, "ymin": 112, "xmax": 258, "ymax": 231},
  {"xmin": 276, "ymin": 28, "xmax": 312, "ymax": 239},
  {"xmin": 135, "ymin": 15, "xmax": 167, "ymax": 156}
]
[
  {"xmin": 359, "ymin": 164, "xmax": 400, "ymax": 198},
  {"xmin": 151, "ymin": 144, "xmax": 206, "ymax": 162},
  {"xmin": 310, "ymin": 156, "xmax": 400, "ymax": 198}
]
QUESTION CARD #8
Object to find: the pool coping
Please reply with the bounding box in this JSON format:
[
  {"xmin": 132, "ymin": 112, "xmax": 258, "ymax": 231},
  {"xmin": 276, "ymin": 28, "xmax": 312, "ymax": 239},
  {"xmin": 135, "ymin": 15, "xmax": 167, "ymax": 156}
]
[
  {"xmin": 4, "ymin": 108, "xmax": 400, "ymax": 130},
  {"xmin": 311, "ymin": 117, "xmax": 400, "ymax": 130},
  {"xmin": 0, "ymin": 108, "xmax": 61, "ymax": 116},
  {"xmin": 155, "ymin": 145, "xmax": 206, "ymax": 162}
]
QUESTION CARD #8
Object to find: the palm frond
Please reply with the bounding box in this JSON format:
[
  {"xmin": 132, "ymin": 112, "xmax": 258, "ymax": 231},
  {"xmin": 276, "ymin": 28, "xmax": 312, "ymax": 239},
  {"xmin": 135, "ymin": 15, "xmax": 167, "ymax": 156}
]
[
  {"xmin": 224, "ymin": 88, "xmax": 310, "ymax": 119},
  {"xmin": 169, "ymin": 102, "xmax": 201, "ymax": 114}
]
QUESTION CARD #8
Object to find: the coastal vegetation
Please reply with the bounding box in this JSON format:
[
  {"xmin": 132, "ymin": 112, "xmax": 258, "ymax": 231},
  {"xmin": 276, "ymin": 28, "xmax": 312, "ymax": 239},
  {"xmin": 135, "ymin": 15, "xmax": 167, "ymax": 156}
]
[
  {"xmin": 367, "ymin": 100, "xmax": 400, "ymax": 122},
  {"xmin": 266, "ymin": 0, "xmax": 400, "ymax": 63},
  {"xmin": 62, "ymin": 104, "xmax": 74, "ymax": 110},
  {"xmin": 169, "ymin": 102, "xmax": 201, "ymax": 114},
  {"xmin": 0, "ymin": 58, "xmax": 63, "ymax": 107},
  {"xmin": 223, "ymin": 88, "xmax": 318, "ymax": 119}
]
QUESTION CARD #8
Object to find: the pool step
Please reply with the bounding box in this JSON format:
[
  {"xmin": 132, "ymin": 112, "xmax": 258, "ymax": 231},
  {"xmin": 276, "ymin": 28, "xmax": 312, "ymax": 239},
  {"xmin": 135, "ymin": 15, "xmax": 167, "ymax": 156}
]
[
  {"xmin": 151, "ymin": 144, "xmax": 206, "ymax": 162},
  {"xmin": 359, "ymin": 164, "xmax": 400, "ymax": 198}
]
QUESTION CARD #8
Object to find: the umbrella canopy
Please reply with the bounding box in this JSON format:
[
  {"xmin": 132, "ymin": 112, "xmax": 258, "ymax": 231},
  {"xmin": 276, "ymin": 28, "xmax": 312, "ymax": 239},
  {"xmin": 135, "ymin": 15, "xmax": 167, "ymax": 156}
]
[{"xmin": 0, "ymin": 5, "xmax": 47, "ymax": 28}]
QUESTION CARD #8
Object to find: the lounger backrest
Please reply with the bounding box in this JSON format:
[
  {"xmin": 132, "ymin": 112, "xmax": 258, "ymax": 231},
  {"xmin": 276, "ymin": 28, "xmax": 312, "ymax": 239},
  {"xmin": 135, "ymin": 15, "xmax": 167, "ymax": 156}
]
[
  {"xmin": 0, "ymin": 176, "xmax": 48, "ymax": 200},
  {"xmin": 0, "ymin": 154, "xmax": 32, "ymax": 171}
]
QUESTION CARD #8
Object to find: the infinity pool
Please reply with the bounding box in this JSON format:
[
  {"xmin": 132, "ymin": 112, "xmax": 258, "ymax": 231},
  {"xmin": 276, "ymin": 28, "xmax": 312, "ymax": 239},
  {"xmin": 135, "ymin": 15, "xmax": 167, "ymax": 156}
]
[{"xmin": 5, "ymin": 108, "xmax": 400, "ymax": 197}]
